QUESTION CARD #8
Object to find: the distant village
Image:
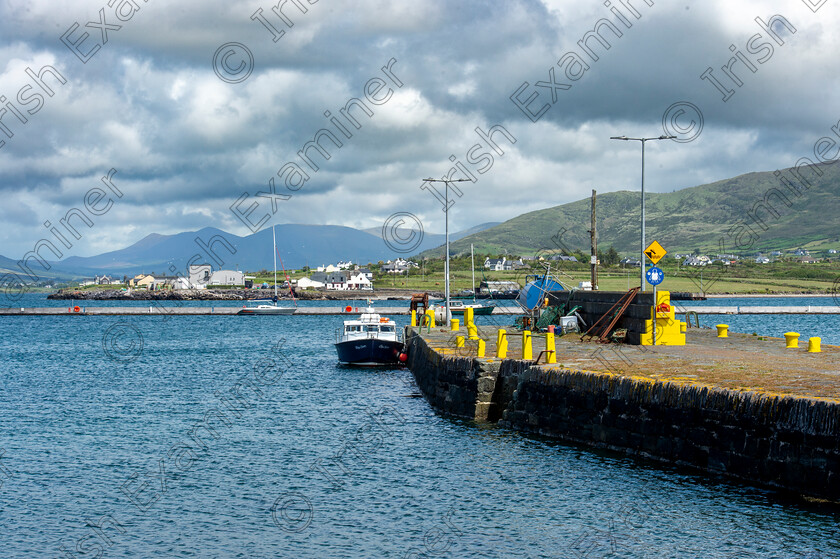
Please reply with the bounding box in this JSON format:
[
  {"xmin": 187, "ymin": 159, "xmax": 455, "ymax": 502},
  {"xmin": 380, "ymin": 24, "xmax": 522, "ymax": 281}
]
[
  {"xmin": 72, "ymin": 247, "xmax": 837, "ymax": 291},
  {"xmin": 76, "ymin": 258, "xmax": 420, "ymax": 292}
]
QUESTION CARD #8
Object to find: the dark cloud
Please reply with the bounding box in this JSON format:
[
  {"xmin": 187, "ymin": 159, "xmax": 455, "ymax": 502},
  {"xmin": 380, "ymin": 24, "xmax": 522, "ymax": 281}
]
[{"xmin": 0, "ymin": 0, "xmax": 838, "ymax": 257}]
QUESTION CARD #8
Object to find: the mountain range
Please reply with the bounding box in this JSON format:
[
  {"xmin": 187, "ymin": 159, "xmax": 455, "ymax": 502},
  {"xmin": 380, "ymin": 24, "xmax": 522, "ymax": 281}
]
[
  {"xmin": 3, "ymin": 161, "xmax": 838, "ymax": 281},
  {"xmin": 0, "ymin": 222, "xmax": 500, "ymax": 280}
]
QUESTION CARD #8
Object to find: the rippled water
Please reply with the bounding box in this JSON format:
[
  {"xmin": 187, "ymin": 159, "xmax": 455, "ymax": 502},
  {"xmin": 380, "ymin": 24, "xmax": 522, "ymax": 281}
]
[{"xmin": 0, "ymin": 295, "xmax": 838, "ymax": 557}]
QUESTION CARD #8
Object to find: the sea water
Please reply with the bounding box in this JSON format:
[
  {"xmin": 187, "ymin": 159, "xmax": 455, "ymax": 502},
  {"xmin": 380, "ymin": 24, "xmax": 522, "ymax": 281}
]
[{"xmin": 0, "ymin": 294, "xmax": 837, "ymax": 557}]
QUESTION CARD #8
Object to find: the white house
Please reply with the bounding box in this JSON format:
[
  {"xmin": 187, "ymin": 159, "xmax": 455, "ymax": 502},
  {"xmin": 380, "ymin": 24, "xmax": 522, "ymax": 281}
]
[
  {"xmin": 484, "ymin": 258, "xmax": 505, "ymax": 271},
  {"xmin": 324, "ymin": 272, "xmax": 348, "ymax": 290},
  {"xmin": 347, "ymin": 270, "xmax": 373, "ymax": 290}
]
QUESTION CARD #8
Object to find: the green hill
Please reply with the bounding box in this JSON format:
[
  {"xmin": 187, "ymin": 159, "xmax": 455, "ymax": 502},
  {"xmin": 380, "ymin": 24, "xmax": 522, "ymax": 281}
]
[{"xmin": 425, "ymin": 163, "xmax": 840, "ymax": 258}]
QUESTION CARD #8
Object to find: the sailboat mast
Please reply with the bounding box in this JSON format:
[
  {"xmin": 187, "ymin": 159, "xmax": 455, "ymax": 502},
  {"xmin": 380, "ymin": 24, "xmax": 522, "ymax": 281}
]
[
  {"xmin": 273, "ymin": 225, "xmax": 278, "ymax": 299},
  {"xmin": 471, "ymin": 243, "xmax": 476, "ymax": 303}
]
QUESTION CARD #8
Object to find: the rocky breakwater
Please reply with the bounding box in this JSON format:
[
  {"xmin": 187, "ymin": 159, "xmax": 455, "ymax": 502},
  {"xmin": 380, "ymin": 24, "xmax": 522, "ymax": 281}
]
[
  {"xmin": 49, "ymin": 288, "xmax": 257, "ymax": 300},
  {"xmin": 405, "ymin": 328, "xmax": 840, "ymax": 501},
  {"xmin": 48, "ymin": 288, "xmax": 424, "ymax": 301}
]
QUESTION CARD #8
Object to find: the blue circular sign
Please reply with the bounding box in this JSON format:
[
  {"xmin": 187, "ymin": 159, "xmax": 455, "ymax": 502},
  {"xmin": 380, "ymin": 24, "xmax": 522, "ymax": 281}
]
[{"xmin": 646, "ymin": 266, "xmax": 664, "ymax": 286}]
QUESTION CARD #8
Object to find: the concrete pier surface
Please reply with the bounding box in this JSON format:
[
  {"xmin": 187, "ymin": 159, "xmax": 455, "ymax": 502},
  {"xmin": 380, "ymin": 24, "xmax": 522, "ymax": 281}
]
[
  {"xmin": 406, "ymin": 325, "xmax": 840, "ymax": 500},
  {"xmin": 424, "ymin": 325, "xmax": 840, "ymax": 401},
  {"xmin": 0, "ymin": 306, "xmax": 524, "ymax": 316}
]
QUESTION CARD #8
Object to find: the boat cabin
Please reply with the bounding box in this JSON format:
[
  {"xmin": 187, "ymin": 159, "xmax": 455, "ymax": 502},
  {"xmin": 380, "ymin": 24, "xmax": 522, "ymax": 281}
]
[{"xmin": 339, "ymin": 310, "xmax": 400, "ymax": 342}]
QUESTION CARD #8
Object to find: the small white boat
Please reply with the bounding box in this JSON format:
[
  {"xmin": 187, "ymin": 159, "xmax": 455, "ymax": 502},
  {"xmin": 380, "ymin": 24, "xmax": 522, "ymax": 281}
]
[
  {"xmin": 238, "ymin": 301, "xmax": 295, "ymax": 315},
  {"xmin": 238, "ymin": 225, "xmax": 295, "ymax": 316}
]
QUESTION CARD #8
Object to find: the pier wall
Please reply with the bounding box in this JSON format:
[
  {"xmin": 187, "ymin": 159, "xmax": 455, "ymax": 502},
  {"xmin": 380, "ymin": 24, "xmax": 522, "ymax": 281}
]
[{"xmin": 405, "ymin": 329, "xmax": 840, "ymax": 500}]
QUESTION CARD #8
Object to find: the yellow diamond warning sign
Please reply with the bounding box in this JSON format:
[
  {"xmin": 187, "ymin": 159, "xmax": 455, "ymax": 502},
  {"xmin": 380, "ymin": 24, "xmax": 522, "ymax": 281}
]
[{"xmin": 644, "ymin": 240, "xmax": 666, "ymax": 265}]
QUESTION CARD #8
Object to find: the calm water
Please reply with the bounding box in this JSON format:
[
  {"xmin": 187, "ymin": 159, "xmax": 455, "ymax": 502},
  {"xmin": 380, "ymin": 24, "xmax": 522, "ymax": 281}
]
[
  {"xmin": 680, "ymin": 296, "xmax": 840, "ymax": 345},
  {"xmin": 0, "ymin": 295, "xmax": 838, "ymax": 557}
]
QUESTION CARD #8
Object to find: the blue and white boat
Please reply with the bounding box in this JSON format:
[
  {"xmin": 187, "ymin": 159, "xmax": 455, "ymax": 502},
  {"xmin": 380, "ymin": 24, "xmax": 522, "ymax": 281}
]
[{"xmin": 334, "ymin": 305, "xmax": 403, "ymax": 365}]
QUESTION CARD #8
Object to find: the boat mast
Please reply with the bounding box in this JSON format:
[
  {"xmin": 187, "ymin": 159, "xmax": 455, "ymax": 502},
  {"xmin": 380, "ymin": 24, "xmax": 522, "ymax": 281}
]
[
  {"xmin": 273, "ymin": 225, "xmax": 278, "ymax": 300},
  {"xmin": 471, "ymin": 243, "xmax": 476, "ymax": 303}
]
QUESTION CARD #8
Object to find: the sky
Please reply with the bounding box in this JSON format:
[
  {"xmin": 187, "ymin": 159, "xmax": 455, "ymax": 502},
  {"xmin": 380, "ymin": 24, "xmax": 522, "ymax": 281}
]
[{"xmin": 1, "ymin": 0, "xmax": 839, "ymax": 258}]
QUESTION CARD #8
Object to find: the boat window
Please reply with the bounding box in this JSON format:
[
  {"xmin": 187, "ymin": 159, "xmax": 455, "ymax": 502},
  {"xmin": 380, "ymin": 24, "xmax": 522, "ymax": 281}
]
[
  {"xmin": 364, "ymin": 325, "xmax": 379, "ymax": 332},
  {"xmin": 345, "ymin": 325, "xmax": 360, "ymax": 332},
  {"xmin": 381, "ymin": 325, "xmax": 394, "ymax": 332}
]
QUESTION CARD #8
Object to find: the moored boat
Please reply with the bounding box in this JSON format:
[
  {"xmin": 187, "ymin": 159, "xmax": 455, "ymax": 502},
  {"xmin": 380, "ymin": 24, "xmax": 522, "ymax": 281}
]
[{"xmin": 335, "ymin": 306, "xmax": 404, "ymax": 365}]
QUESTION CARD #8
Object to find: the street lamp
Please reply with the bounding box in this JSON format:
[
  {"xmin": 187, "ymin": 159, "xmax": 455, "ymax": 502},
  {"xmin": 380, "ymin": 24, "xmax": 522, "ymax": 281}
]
[
  {"xmin": 423, "ymin": 177, "xmax": 471, "ymax": 324},
  {"xmin": 609, "ymin": 135, "xmax": 675, "ymax": 291}
]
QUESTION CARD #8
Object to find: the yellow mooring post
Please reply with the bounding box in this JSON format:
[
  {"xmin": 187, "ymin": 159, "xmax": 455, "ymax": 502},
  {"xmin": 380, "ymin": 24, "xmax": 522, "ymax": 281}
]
[
  {"xmin": 497, "ymin": 329, "xmax": 507, "ymax": 358},
  {"xmin": 468, "ymin": 322, "xmax": 479, "ymax": 340},
  {"xmin": 545, "ymin": 332, "xmax": 556, "ymax": 364},
  {"xmin": 716, "ymin": 324, "xmax": 728, "ymax": 338},
  {"xmin": 455, "ymin": 336, "xmax": 465, "ymax": 348},
  {"xmin": 808, "ymin": 337, "xmax": 821, "ymax": 353},
  {"xmin": 451, "ymin": 318, "xmax": 460, "ymax": 332},
  {"xmin": 522, "ymin": 330, "xmax": 532, "ymax": 360},
  {"xmin": 464, "ymin": 307, "xmax": 474, "ymax": 327},
  {"xmin": 426, "ymin": 309, "xmax": 435, "ymax": 329},
  {"xmin": 784, "ymin": 332, "xmax": 800, "ymax": 349},
  {"xmin": 477, "ymin": 338, "xmax": 485, "ymax": 357},
  {"xmin": 411, "ymin": 309, "xmax": 417, "ymax": 327}
]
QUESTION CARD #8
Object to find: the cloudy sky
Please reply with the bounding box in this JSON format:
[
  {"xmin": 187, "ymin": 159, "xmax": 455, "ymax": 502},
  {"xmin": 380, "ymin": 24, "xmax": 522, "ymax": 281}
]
[{"xmin": 1, "ymin": 0, "xmax": 838, "ymax": 258}]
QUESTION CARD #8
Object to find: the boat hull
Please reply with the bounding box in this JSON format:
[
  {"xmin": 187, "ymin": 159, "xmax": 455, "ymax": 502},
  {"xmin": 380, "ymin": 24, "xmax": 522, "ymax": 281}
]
[
  {"xmin": 334, "ymin": 338, "xmax": 403, "ymax": 366},
  {"xmin": 238, "ymin": 307, "xmax": 295, "ymax": 315}
]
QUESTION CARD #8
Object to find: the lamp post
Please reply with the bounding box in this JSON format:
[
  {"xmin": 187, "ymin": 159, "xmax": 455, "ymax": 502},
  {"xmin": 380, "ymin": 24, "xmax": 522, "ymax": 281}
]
[
  {"xmin": 423, "ymin": 178, "xmax": 471, "ymax": 325},
  {"xmin": 609, "ymin": 135, "xmax": 675, "ymax": 291}
]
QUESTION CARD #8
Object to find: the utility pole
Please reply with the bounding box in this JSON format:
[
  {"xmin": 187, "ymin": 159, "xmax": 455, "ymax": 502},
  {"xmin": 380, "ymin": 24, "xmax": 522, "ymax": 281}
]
[
  {"xmin": 423, "ymin": 177, "xmax": 471, "ymax": 325},
  {"xmin": 590, "ymin": 189, "xmax": 598, "ymax": 290}
]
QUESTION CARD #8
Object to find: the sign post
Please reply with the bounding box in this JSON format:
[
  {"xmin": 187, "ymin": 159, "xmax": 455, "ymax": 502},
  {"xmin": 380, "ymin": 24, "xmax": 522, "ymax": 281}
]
[{"xmin": 645, "ymin": 240, "xmax": 666, "ymax": 346}]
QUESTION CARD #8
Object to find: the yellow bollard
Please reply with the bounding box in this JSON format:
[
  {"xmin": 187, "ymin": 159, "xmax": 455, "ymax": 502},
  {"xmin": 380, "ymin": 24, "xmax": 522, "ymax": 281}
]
[
  {"xmin": 464, "ymin": 307, "xmax": 474, "ymax": 326},
  {"xmin": 522, "ymin": 330, "xmax": 532, "ymax": 360},
  {"xmin": 468, "ymin": 322, "xmax": 479, "ymax": 340},
  {"xmin": 545, "ymin": 332, "xmax": 556, "ymax": 364},
  {"xmin": 411, "ymin": 309, "xmax": 417, "ymax": 327},
  {"xmin": 497, "ymin": 329, "xmax": 507, "ymax": 358},
  {"xmin": 716, "ymin": 324, "xmax": 728, "ymax": 338},
  {"xmin": 808, "ymin": 337, "xmax": 821, "ymax": 353},
  {"xmin": 426, "ymin": 309, "xmax": 435, "ymax": 329},
  {"xmin": 477, "ymin": 338, "xmax": 485, "ymax": 357},
  {"xmin": 455, "ymin": 336, "xmax": 464, "ymax": 348},
  {"xmin": 784, "ymin": 332, "xmax": 800, "ymax": 349},
  {"xmin": 451, "ymin": 318, "xmax": 460, "ymax": 332}
]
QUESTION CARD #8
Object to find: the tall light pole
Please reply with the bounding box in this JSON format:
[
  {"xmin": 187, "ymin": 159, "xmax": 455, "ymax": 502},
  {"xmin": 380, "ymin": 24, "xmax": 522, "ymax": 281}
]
[
  {"xmin": 424, "ymin": 177, "xmax": 471, "ymax": 324},
  {"xmin": 609, "ymin": 135, "xmax": 675, "ymax": 291}
]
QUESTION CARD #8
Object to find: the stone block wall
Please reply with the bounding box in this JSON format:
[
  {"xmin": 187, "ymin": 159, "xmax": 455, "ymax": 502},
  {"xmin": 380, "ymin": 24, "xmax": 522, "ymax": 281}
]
[{"xmin": 405, "ymin": 328, "xmax": 840, "ymax": 500}]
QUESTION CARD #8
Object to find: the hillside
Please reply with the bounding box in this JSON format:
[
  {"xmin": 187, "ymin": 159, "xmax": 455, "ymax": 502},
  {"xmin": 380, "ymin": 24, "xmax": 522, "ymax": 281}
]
[
  {"xmin": 424, "ymin": 163, "xmax": 840, "ymax": 258},
  {"xmin": 0, "ymin": 223, "xmax": 491, "ymax": 280}
]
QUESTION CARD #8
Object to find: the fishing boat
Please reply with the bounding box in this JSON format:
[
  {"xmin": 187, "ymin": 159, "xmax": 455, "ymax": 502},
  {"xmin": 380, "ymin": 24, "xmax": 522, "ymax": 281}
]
[
  {"xmin": 238, "ymin": 225, "xmax": 296, "ymax": 315},
  {"xmin": 335, "ymin": 304, "xmax": 404, "ymax": 365}
]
